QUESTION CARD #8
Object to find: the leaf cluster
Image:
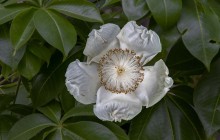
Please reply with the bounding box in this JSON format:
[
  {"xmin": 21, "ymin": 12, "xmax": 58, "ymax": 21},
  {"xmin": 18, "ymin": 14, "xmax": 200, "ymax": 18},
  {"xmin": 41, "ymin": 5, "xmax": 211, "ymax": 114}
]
[{"xmin": 0, "ymin": 0, "xmax": 220, "ymax": 139}]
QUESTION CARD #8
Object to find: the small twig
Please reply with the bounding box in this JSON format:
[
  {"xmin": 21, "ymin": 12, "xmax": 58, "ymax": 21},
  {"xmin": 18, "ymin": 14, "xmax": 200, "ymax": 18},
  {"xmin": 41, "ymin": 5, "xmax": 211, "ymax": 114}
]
[
  {"xmin": 0, "ymin": 88, "xmax": 5, "ymax": 94},
  {"xmin": 0, "ymin": 72, "xmax": 17, "ymax": 85},
  {"xmin": 13, "ymin": 77, "xmax": 21, "ymax": 104},
  {"xmin": 0, "ymin": 74, "xmax": 3, "ymax": 79},
  {"xmin": 0, "ymin": 82, "xmax": 19, "ymax": 88}
]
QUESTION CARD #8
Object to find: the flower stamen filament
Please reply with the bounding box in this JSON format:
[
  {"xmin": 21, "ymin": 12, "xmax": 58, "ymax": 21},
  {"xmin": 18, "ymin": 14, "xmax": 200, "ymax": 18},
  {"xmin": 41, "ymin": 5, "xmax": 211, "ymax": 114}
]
[{"xmin": 99, "ymin": 48, "xmax": 144, "ymax": 94}]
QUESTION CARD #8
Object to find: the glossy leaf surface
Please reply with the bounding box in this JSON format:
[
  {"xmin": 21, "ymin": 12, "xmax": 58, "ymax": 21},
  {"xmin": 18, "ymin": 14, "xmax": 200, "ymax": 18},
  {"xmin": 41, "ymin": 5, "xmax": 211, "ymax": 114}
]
[
  {"xmin": 129, "ymin": 95, "xmax": 205, "ymax": 140},
  {"xmin": 34, "ymin": 9, "xmax": 76, "ymax": 56},
  {"xmin": 10, "ymin": 8, "xmax": 36, "ymax": 51},
  {"xmin": 8, "ymin": 114, "xmax": 55, "ymax": 140},
  {"xmin": 194, "ymin": 58, "xmax": 220, "ymax": 136},
  {"xmin": 146, "ymin": 0, "xmax": 182, "ymax": 28},
  {"xmin": 122, "ymin": 0, "xmax": 148, "ymax": 20},
  {"xmin": 48, "ymin": 0, "xmax": 103, "ymax": 23},
  {"xmin": 177, "ymin": 0, "xmax": 220, "ymax": 70}
]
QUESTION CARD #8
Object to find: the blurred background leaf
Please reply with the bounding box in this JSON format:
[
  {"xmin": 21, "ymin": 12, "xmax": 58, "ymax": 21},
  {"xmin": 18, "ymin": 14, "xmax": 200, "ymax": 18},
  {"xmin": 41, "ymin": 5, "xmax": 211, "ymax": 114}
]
[{"xmin": 194, "ymin": 57, "xmax": 220, "ymax": 137}]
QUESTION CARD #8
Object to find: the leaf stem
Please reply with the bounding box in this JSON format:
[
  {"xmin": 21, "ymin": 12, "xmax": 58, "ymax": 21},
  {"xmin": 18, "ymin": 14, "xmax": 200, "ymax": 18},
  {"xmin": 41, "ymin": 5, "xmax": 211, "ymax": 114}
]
[
  {"xmin": 13, "ymin": 77, "xmax": 21, "ymax": 104},
  {"xmin": 0, "ymin": 72, "xmax": 17, "ymax": 85}
]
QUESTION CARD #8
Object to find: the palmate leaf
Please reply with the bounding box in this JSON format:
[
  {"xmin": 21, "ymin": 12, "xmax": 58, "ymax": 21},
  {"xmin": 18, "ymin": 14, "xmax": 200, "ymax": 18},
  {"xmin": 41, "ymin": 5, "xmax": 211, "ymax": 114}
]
[
  {"xmin": 61, "ymin": 105, "xmax": 94, "ymax": 123},
  {"xmin": 177, "ymin": 0, "xmax": 220, "ymax": 70},
  {"xmin": 43, "ymin": 121, "xmax": 128, "ymax": 140},
  {"xmin": 0, "ymin": 4, "xmax": 30, "ymax": 25},
  {"xmin": 146, "ymin": 0, "xmax": 182, "ymax": 28},
  {"xmin": 194, "ymin": 58, "xmax": 220, "ymax": 137},
  {"xmin": 47, "ymin": 0, "xmax": 103, "ymax": 23},
  {"xmin": 29, "ymin": 104, "xmax": 128, "ymax": 140},
  {"xmin": 129, "ymin": 94, "xmax": 206, "ymax": 140},
  {"xmin": 34, "ymin": 9, "xmax": 77, "ymax": 57},
  {"xmin": 38, "ymin": 101, "xmax": 61, "ymax": 124},
  {"xmin": 63, "ymin": 121, "xmax": 118, "ymax": 140},
  {"xmin": 8, "ymin": 114, "xmax": 56, "ymax": 140},
  {"xmin": 10, "ymin": 8, "xmax": 36, "ymax": 51}
]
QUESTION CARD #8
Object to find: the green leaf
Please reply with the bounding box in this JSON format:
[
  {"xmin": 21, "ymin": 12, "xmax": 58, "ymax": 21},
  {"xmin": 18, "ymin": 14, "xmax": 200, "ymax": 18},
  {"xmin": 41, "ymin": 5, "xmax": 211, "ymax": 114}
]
[
  {"xmin": 208, "ymin": 0, "xmax": 220, "ymax": 18},
  {"xmin": 0, "ymin": 94, "xmax": 14, "ymax": 112},
  {"xmin": 0, "ymin": 4, "xmax": 29, "ymax": 25},
  {"xmin": 194, "ymin": 58, "xmax": 220, "ymax": 136},
  {"xmin": 166, "ymin": 41, "xmax": 205, "ymax": 76},
  {"xmin": 0, "ymin": 115, "xmax": 17, "ymax": 140},
  {"xmin": 59, "ymin": 87, "xmax": 75, "ymax": 113},
  {"xmin": 0, "ymin": 62, "xmax": 12, "ymax": 77},
  {"xmin": 8, "ymin": 104, "xmax": 33, "ymax": 116},
  {"xmin": 61, "ymin": 105, "xmax": 94, "ymax": 122},
  {"xmin": 100, "ymin": 122, "xmax": 129, "ymax": 140},
  {"xmin": 121, "ymin": 0, "xmax": 149, "ymax": 20},
  {"xmin": 28, "ymin": 44, "xmax": 52, "ymax": 65},
  {"xmin": 129, "ymin": 95, "xmax": 206, "ymax": 140},
  {"xmin": 8, "ymin": 113, "xmax": 55, "ymax": 140},
  {"xmin": 48, "ymin": 0, "xmax": 103, "ymax": 23},
  {"xmin": 18, "ymin": 50, "xmax": 42, "ymax": 80},
  {"xmin": 0, "ymin": 25, "xmax": 26, "ymax": 69},
  {"xmin": 30, "ymin": 48, "xmax": 82, "ymax": 108},
  {"xmin": 38, "ymin": 101, "xmax": 61, "ymax": 123},
  {"xmin": 102, "ymin": 0, "xmax": 120, "ymax": 8},
  {"xmin": 155, "ymin": 26, "xmax": 181, "ymax": 59},
  {"xmin": 3, "ymin": 0, "xmax": 28, "ymax": 6},
  {"xmin": 146, "ymin": 0, "xmax": 182, "ymax": 28},
  {"xmin": 34, "ymin": 9, "xmax": 76, "ymax": 57},
  {"xmin": 170, "ymin": 85, "xmax": 193, "ymax": 105},
  {"xmin": 177, "ymin": 0, "xmax": 220, "ymax": 70},
  {"xmin": 71, "ymin": 19, "xmax": 91, "ymax": 42},
  {"xmin": 14, "ymin": 85, "xmax": 31, "ymax": 105},
  {"xmin": 10, "ymin": 8, "xmax": 36, "ymax": 51},
  {"xmin": 64, "ymin": 121, "xmax": 118, "ymax": 140},
  {"xmin": 30, "ymin": 127, "xmax": 57, "ymax": 140},
  {"xmin": 46, "ymin": 129, "xmax": 65, "ymax": 140}
]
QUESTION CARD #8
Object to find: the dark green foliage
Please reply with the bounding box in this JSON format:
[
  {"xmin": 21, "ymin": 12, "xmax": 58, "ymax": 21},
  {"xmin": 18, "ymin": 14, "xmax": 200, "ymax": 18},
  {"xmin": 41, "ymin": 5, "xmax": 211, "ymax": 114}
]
[{"xmin": 0, "ymin": 0, "xmax": 220, "ymax": 139}]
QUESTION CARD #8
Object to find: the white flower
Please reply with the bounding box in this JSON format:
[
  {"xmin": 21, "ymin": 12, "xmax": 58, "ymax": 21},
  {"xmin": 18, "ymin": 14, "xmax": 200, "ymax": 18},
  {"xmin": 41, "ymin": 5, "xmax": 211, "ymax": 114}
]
[{"xmin": 65, "ymin": 21, "xmax": 173, "ymax": 122}]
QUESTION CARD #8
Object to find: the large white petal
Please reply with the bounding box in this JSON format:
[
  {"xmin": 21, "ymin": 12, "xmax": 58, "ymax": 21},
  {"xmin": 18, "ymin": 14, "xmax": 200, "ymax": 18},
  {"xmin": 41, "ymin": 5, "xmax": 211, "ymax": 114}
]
[
  {"xmin": 83, "ymin": 23, "xmax": 120, "ymax": 63},
  {"xmin": 65, "ymin": 59, "xmax": 100, "ymax": 104},
  {"xmin": 93, "ymin": 86, "xmax": 142, "ymax": 122},
  {"xmin": 117, "ymin": 21, "xmax": 161, "ymax": 65},
  {"xmin": 134, "ymin": 60, "xmax": 173, "ymax": 107}
]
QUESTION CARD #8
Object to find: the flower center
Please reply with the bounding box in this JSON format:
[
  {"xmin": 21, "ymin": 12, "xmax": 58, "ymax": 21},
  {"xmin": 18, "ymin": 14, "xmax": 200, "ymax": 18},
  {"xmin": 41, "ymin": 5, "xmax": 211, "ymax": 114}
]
[{"xmin": 99, "ymin": 49, "xmax": 144, "ymax": 93}]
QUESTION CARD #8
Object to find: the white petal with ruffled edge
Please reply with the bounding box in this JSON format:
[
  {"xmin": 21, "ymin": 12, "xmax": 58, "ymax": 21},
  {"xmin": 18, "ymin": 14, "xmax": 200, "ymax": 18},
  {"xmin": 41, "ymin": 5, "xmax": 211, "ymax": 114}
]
[
  {"xmin": 65, "ymin": 59, "xmax": 100, "ymax": 104},
  {"xmin": 134, "ymin": 60, "xmax": 173, "ymax": 107},
  {"xmin": 117, "ymin": 21, "xmax": 161, "ymax": 65},
  {"xmin": 93, "ymin": 86, "xmax": 142, "ymax": 122},
  {"xmin": 83, "ymin": 23, "xmax": 120, "ymax": 63}
]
